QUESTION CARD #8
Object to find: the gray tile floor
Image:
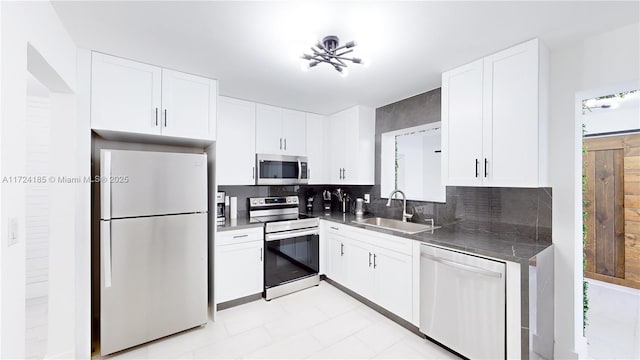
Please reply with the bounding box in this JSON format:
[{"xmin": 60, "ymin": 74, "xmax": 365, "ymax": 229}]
[
  {"xmin": 109, "ymin": 281, "xmax": 459, "ymax": 359},
  {"xmin": 585, "ymin": 279, "xmax": 640, "ymax": 359},
  {"xmin": 26, "ymin": 296, "xmax": 48, "ymax": 359}
]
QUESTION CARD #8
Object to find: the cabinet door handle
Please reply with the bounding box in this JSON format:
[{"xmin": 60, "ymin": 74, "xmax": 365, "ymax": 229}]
[
  {"xmin": 421, "ymin": 253, "xmax": 502, "ymax": 278},
  {"xmin": 280, "ymin": 138, "xmax": 282, "ymax": 150},
  {"xmin": 484, "ymin": 158, "xmax": 488, "ymax": 178},
  {"xmin": 340, "ymin": 243, "xmax": 344, "ymax": 256},
  {"xmin": 233, "ymin": 234, "xmax": 248, "ymax": 239},
  {"xmin": 155, "ymin": 107, "xmax": 158, "ymax": 126},
  {"xmin": 330, "ymin": 226, "xmax": 339, "ymax": 231},
  {"xmin": 284, "ymin": 138, "xmax": 287, "ymax": 150},
  {"xmin": 252, "ymin": 166, "xmax": 255, "ymax": 179},
  {"xmin": 475, "ymin": 159, "xmax": 479, "ymax": 178},
  {"xmin": 368, "ymin": 252, "xmax": 372, "ymax": 267},
  {"xmin": 343, "ymin": 168, "xmax": 346, "ymax": 179},
  {"xmin": 373, "ymin": 254, "xmax": 377, "ymax": 269},
  {"xmin": 164, "ymin": 109, "xmax": 167, "ymax": 127},
  {"xmin": 259, "ymin": 248, "xmax": 263, "ymax": 262}
]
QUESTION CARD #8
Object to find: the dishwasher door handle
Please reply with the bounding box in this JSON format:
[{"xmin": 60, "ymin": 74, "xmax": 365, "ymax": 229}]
[{"xmin": 421, "ymin": 253, "xmax": 502, "ymax": 278}]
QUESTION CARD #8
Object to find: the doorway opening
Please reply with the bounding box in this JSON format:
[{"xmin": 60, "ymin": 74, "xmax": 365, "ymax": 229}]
[
  {"xmin": 25, "ymin": 72, "xmax": 52, "ymax": 360},
  {"xmin": 580, "ymin": 84, "xmax": 640, "ymax": 359}
]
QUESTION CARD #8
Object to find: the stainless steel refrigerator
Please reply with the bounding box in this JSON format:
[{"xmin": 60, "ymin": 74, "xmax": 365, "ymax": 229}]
[{"xmin": 100, "ymin": 149, "xmax": 208, "ymax": 355}]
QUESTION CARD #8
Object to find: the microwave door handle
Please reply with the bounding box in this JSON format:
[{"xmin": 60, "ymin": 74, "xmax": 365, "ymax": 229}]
[{"xmin": 298, "ymin": 159, "xmax": 302, "ymax": 180}]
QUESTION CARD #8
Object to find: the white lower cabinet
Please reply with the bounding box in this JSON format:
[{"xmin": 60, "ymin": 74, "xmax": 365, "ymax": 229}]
[
  {"xmin": 346, "ymin": 238, "xmax": 413, "ymax": 321},
  {"xmin": 325, "ymin": 225, "xmax": 349, "ymax": 285},
  {"xmin": 345, "ymin": 239, "xmax": 375, "ymax": 298},
  {"xmin": 371, "ymin": 246, "xmax": 413, "ymax": 321},
  {"xmin": 215, "ymin": 228, "xmax": 263, "ymax": 305},
  {"xmin": 321, "ymin": 221, "xmax": 415, "ymax": 323}
]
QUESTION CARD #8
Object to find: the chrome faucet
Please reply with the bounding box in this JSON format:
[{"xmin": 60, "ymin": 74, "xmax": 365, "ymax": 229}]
[{"xmin": 386, "ymin": 189, "xmax": 413, "ymax": 222}]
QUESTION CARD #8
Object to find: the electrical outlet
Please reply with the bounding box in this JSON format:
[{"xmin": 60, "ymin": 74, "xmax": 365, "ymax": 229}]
[
  {"xmin": 364, "ymin": 194, "xmax": 370, "ymax": 204},
  {"xmin": 7, "ymin": 217, "xmax": 18, "ymax": 246}
]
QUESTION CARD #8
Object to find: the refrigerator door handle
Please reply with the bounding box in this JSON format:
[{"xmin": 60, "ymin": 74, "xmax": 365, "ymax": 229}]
[
  {"xmin": 102, "ymin": 221, "xmax": 112, "ymax": 288},
  {"xmin": 102, "ymin": 151, "xmax": 112, "ymax": 220}
]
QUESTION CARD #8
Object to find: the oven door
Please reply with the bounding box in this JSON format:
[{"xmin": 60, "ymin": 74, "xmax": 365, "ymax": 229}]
[
  {"xmin": 256, "ymin": 154, "xmax": 308, "ymax": 185},
  {"xmin": 264, "ymin": 228, "xmax": 319, "ymax": 290}
]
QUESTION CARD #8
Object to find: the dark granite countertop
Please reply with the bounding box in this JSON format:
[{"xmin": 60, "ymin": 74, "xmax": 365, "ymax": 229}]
[
  {"xmin": 216, "ymin": 212, "xmax": 264, "ymax": 232},
  {"xmin": 318, "ymin": 212, "xmax": 552, "ymax": 263},
  {"xmin": 216, "ymin": 210, "xmax": 552, "ymax": 262}
]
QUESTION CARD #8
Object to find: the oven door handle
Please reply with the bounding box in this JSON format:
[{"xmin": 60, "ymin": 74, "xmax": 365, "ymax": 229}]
[{"xmin": 265, "ymin": 228, "xmax": 319, "ymax": 242}]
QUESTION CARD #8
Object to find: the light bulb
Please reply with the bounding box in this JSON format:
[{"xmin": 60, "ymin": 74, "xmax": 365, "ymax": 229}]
[
  {"xmin": 300, "ymin": 60, "xmax": 310, "ymax": 72},
  {"xmin": 340, "ymin": 68, "xmax": 349, "ymax": 78}
]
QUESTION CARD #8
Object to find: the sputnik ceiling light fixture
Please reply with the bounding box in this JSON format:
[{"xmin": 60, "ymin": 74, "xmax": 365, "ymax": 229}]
[{"xmin": 301, "ymin": 35, "xmax": 364, "ymax": 77}]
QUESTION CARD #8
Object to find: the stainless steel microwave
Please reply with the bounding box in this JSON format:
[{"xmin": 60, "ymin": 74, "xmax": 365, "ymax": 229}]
[{"xmin": 256, "ymin": 154, "xmax": 309, "ymax": 185}]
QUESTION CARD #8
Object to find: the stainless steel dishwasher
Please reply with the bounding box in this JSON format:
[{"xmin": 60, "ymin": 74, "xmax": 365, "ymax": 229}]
[{"xmin": 419, "ymin": 244, "xmax": 506, "ymax": 359}]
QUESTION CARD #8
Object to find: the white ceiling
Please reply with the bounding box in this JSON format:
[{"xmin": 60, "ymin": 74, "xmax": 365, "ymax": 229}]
[{"xmin": 52, "ymin": 1, "xmax": 639, "ymax": 115}]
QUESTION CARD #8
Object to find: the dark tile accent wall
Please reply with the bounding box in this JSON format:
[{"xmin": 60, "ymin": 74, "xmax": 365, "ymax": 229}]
[
  {"xmin": 218, "ymin": 185, "xmax": 300, "ymax": 213},
  {"xmin": 367, "ymin": 87, "xmax": 550, "ymax": 240}
]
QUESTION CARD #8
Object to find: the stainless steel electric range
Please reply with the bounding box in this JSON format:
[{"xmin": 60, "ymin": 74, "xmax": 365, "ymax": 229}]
[{"xmin": 249, "ymin": 196, "xmax": 320, "ymax": 300}]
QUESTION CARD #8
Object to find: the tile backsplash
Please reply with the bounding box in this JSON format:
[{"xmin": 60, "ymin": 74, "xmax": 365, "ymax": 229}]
[{"xmin": 219, "ymin": 184, "xmax": 551, "ymax": 241}]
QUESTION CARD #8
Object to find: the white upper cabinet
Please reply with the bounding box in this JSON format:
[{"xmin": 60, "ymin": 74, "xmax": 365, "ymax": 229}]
[
  {"xmin": 441, "ymin": 59, "xmax": 484, "ymax": 186},
  {"xmin": 281, "ymin": 109, "xmax": 307, "ymax": 155},
  {"xmin": 160, "ymin": 69, "xmax": 216, "ymax": 140},
  {"xmin": 328, "ymin": 106, "xmax": 375, "ymax": 185},
  {"xmin": 91, "ymin": 52, "xmax": 162, "ymax": 135},
  {"xmin": 91, "ymin": 52, "xmax": 217, "ymax": 144},
  {"xmin": 306, "ymin": 113, "xmax": 328, "ymax": 184},
  {"xmin": 255, "ymin": 104, "xmax": 283, "ymax": 154},
  {"xmin": 217, "ymin": 96, "xmax": 256, "ymax": 185},
  {"xmin": 441, "ymin": 38, "xmax": 548, "ymax": 187},
  {"xmin": 255, "ymin": 104, "xmax": 306, "ymax": 155}
]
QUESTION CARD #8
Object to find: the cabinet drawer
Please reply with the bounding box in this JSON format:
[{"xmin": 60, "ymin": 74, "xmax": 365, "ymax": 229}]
[
  {"xmin": 348, "ymin": 225, "xmax": 413, "ymax": 256},
  {"xmin": 217, "ymin": 227, "xmax": 263, "ymax": 245}
]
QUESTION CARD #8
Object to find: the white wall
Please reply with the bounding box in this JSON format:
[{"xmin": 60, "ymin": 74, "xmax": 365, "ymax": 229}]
[
  {"xmin": 0, "ymin": 1, "xmax": 78, "ymax": 358},
  {"xmin": 583, "ymin": 107, "xmax": 640, "ymax": 135},
  {"xmin": 548, "ymin": 21, "xmax": 640, "ymax": 359}
]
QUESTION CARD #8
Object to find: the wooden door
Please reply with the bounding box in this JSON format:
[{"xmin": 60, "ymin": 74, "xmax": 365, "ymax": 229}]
[{"xmin": 584, "ymin": 134, "xmax": 640, "ymax": 289}]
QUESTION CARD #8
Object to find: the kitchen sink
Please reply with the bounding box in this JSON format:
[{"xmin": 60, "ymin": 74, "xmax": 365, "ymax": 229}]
[{"xmin": 353, "ymin": 217, "xmax": 440, "ymax": 234}]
